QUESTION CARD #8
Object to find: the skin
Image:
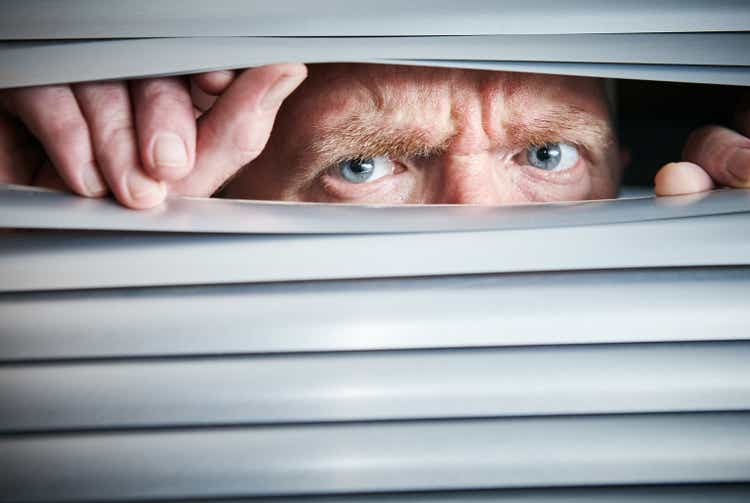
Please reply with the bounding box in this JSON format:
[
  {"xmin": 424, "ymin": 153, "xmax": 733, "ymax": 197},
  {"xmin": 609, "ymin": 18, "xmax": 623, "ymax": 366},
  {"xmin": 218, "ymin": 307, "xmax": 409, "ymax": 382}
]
[
  {"xmin": 224, "ymin": 64, "xmax": 621, "ymax": 204},
  {"xmin": 0, "ymin": 64, "xmax": 308, "ymax": 208},
  {"xmin": 0, "ymin": 62, "xmax": 748, "ymax": 208}
]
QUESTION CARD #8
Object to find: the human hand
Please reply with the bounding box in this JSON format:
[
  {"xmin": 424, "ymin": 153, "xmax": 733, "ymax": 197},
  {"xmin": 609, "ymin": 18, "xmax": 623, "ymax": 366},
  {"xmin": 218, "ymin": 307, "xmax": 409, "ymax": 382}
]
[
  {"xmin": 654, "ymin": 94, "xmax": 749, "ymax": 196},
  {"xmin": 0, "ymin": 63, "xmax": 307, "ymax": 209}
]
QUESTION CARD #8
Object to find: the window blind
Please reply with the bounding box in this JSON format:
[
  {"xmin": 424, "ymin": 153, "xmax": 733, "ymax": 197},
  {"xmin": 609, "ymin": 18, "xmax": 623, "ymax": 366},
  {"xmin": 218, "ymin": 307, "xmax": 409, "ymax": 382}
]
[
  {"xmin": 1, "ymin": 2, "xmax": 749, "ymax": 501},
  {"xmin": 2, "ymin": 0, "xmax": 749, "ymax": 38}
]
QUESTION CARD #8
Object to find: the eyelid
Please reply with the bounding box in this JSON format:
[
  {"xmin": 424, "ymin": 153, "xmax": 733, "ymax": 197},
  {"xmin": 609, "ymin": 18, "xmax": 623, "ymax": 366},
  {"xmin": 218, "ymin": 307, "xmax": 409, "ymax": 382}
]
[
  {"xmin": 336, "ymin": 156, "xmax": 394, "ymax": 184},
  {"xmin": 515, "ymin": 140, "xmax": 592, "ymax": 167},
  {"xmin": 317, "ymin": 156, "xmax": 411, "ymax": 201}
]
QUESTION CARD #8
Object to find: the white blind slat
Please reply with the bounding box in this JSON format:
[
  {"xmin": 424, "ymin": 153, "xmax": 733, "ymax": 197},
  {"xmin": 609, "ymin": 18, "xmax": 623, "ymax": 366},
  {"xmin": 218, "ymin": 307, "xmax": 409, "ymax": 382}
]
[
  {"xmin": 1, "ymin": 185, "xmax": 749, "ymax": 234},
  {"xmin": 2, "ymin": 211, "xmax": 749, "ymax": 293},
  {"xmin": 2, "ymin": 341, "xmax": 748, "ymax": 432},
  {"xmin": 3, "ymin": 413, "xmax": 749, "ymax": 501},
  {"xmin": 2, "ymin": 0, "xmax": 748, "ymax": 38},
  {"xmin": 2, "ymin": 34, "xmax": 749, "ymax": 89},
  {"xmin": 1, "ymin": 268, "xmax": 748, "ymax": 360}
]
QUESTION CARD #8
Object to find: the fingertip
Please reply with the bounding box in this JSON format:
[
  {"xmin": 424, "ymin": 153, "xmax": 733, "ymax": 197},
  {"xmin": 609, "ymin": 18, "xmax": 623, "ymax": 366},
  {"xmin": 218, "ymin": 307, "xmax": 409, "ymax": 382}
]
[
  {"xmin": 182, "ymin": 63, "xmax": 307, "ymax": 197},
  {"xmin": 131, "ymin": 77, "xmax": 196, "ymax": 182},
  {"xmin": 120, "ymin": 170, "xmax": 167, "ymax": 209},
  {"xmin": 80, "ymin": 161, "xmax": 108, "ymax": 197},
  {"xmin": 654, "ymin": 161, "xmax": 714, "ymax": 197},
  {"xmin": 148, "ymin": 132, "xmax": 192, "ymax": 181},
  {"xmin": 192, "ymin": 70, "xmax": 236, "ymax": 96}
]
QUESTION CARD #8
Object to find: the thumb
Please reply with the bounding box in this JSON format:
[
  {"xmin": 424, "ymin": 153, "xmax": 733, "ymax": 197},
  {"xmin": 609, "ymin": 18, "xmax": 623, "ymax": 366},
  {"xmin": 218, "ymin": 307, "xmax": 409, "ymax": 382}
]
[{"xmin": 169, "ymin": 63, "xmax": 307, "ymax": 197}]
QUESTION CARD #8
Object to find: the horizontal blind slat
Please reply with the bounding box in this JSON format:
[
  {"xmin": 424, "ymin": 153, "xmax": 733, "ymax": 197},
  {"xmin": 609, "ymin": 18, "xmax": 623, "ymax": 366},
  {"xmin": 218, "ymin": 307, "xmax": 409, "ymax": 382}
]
[
  {"xmin": 2, "ymin": 341, "xmax": 749, "ymax": 432},
  {"xmin": 2, "ymin": 0, "xmax": 748, "ymax": 38},
  {"xmin": 163, "ymin": 484, "xmax": 750, "ymax": 503},
  {"xmin": 2, "ymin": 212, "xmax": 749, "ymax": 293},
  {"xmin": 3, "ymin": 413, "xmax": 749, "ymax": 501},
  {"xmin": 2, "ymin": 34, "xmax": 749, "ymax": 89},
  {"xmin": 2, "ymin": 186, "xmax": 749, "ymax": 235},
  {"xmin": 1, "ymin": 267, "xmax": 749, "ymax": 360}
]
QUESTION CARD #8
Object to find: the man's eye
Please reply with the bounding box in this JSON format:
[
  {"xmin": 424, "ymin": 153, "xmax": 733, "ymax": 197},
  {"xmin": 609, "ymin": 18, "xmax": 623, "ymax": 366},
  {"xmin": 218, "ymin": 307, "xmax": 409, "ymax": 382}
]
[
  {"xmin": 336, "ymin": 157, "xmax": 394, "ymax": 184},
  {"xmin": 526, "ymin": 143, "xmax": 579, "ymax": 171}
]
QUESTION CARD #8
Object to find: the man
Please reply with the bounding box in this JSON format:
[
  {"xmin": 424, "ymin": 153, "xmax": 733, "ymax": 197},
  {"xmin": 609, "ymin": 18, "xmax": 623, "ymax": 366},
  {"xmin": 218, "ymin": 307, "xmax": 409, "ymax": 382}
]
[{"xmin": 0, "ymin": 63, "xmax": 747, "ymax": 208}]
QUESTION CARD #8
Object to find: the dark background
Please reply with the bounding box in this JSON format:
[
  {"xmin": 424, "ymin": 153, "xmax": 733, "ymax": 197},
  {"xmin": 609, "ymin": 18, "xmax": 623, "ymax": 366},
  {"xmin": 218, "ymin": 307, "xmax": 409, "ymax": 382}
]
[{"xmin": 616, "ymin": 80, "xmax": 744, "ymax": 186}]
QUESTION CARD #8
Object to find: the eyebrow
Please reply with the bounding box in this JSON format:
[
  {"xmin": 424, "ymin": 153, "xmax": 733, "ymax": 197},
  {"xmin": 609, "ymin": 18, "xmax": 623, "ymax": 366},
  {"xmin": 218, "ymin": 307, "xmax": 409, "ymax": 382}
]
[
  {"xmin": 304, "ymin": 103, "xmax": 613, "ymax": 168},
  {"xmin": 504, "ymin": 104, "xmax": 614, "ymax": 158},
  {"xmin": 305, "ymin": 112, "xmax": 455, "ymax": 166}
]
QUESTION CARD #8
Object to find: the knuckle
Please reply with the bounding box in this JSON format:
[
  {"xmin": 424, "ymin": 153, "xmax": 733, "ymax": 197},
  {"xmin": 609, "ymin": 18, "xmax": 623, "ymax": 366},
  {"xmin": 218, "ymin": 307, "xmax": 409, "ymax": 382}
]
[
  {"xmin": 683, "ymin": 125, "xmax": 721, "ymax": 155},
  {"xmin": 98, "ymin": 123, "xmax": 135, "ymax": 160},
  {"xmin": 86, "ymin": 84, "xmax": 127, "ymax": 113},
  {"xmin": 202, "ymin": 116, "xmax": 264, "ymax": 161},
  {"xmin": 45, "ymin": 117, "xmax": 90, "ymax": 162},
  {"xmin": 230, "ymin": 121, "xmax": 267, "ymax": 161},
  {"xmin": 684, "ymin": 125, "xmax": 737, "ymax": 166},
  {"xmin": 233, "ymin": 138, "xmax": 264, "ymax": 161},
  {"xmin": 137, "ymin": 80, "xmax": 190, "ymax": 112}
]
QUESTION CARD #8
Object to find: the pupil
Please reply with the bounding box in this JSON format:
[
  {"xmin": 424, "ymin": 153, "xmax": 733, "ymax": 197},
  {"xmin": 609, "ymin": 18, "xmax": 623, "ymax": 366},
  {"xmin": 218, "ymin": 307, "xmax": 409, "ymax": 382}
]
[
  {"xmin": 536, "ymin": 147, "xmax": 551, "ymax": 162},
  {"xmin": 351, "ymin": 159, "xmax": 373, "ymax": 174}
]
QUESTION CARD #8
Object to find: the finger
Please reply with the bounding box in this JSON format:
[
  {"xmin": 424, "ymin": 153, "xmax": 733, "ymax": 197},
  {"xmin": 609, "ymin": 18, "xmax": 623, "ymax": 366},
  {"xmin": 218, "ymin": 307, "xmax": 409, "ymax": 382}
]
[
  {"xmin": 0, "ymin": 114, "xmax": 43, "ymax": 185},
  {"xmin": 171, "ymin": 63, "xmax": 307, "ymax": 196},
  {"xmin": 682, "ymin": 125, "xmax": 750, "ymax": 188},
  {"xmin": 190, "ymin": 72, "xmax": 237, "ymax": 114},
  {"xmin": 73, "ymin": 81, "xmax": 166, "ymax": 209},
  {"xmin": 190, "ymin": 81, "xmax": 217, "ymax": 116},
  {"xmin": 130, "ymin": 77, "xmax": 195, "ymax": 182},
  {"xmin": 191, "ymin": 71, "xmax": 236, "ymax": 96},
  {"xmin": 5, "ymin": 85, "xmax": 107, "ymax": 196},
  {"xmin": 654, "ymin": 161, "xmax": 715, "ymax": 196}
]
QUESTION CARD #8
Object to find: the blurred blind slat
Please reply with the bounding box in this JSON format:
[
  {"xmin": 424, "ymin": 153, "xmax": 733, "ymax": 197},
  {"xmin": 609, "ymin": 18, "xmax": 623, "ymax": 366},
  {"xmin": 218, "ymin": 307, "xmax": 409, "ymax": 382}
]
[
  {"xmin": 2, "ymin": 341, "xmax": 749, "ymax": 432},
  {"xmin": 1, "ymin": 0, "xmax": 749, "ymax": 38},
  {"xmin": 1, "ymin": 268, "xmax": 749, "ymax": 361},
  {"xmin": 159, "ymin": 485, "xmax": 750, "ymax": 503},
  {"xmin": 3, "ymin": 413, "xmax": 749, "ymax": 501}
]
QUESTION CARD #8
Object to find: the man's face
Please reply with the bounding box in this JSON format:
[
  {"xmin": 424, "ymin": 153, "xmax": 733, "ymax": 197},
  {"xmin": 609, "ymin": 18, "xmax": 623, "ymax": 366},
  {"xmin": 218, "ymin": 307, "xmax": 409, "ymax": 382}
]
[{"xmin": 224, "ymin": 63, "xmax": 622, "ymax": 204}]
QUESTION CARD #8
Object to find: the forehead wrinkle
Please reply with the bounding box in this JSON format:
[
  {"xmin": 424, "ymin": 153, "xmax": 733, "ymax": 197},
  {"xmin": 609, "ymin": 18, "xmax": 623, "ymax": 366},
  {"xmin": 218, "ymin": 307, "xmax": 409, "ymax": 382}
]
[{"xmin": 301, "ymin": 63, "xmax": 462, "ymax": 166}]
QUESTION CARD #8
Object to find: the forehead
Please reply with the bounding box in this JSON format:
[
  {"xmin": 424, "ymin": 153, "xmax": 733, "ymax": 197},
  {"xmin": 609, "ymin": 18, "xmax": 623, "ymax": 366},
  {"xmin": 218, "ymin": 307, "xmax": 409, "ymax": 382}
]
[
  {"xmin": 273, "ymin": 63, "xmax": 613, "ymax": 165},
  {"xmin": 289, "ymin": 63, "xmax": 609, "ymax": 120}
]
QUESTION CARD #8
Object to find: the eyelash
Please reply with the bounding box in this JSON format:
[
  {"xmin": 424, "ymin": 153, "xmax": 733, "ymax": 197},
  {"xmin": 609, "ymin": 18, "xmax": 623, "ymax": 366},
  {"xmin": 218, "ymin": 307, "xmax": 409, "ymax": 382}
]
[{"xmin": 314, "ymin": 157, "xmax": 406, "ymax": 200}]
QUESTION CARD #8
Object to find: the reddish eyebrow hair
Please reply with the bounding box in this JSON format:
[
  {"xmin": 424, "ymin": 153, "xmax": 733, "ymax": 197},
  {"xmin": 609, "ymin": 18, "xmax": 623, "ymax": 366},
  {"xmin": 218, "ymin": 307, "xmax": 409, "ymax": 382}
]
[
  {"xmin": 304, "ymin": 103, "xmax": 613, "ymax": 167},
  {"xmin": 305, "ymin": 112, "xmax": 455, "ymax": 166},
  {"xmin": 504, "ymin": 104, "xmax": 614, "ymax": 156}
]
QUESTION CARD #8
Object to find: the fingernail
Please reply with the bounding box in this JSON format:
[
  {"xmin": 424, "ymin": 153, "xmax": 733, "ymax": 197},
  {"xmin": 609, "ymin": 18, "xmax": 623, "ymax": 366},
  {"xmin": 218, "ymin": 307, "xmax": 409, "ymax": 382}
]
[
  {"xmin": 728, "ymin": 148, "xmax": 750, "ymax": 186},
  {"xmin": 260, "ymin": 72, "xmax": 305, "ymax": 111},
  {"xmin": 82, "ymin": 163, "xmax": 107, "ymax": 196},
  {"xmin": 126, "ymin": 171, "xmax": 166, "ymax": 207},
  {"xmin": 152, "ymin": 133, "xmax": 188, "ymax": 170}
]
